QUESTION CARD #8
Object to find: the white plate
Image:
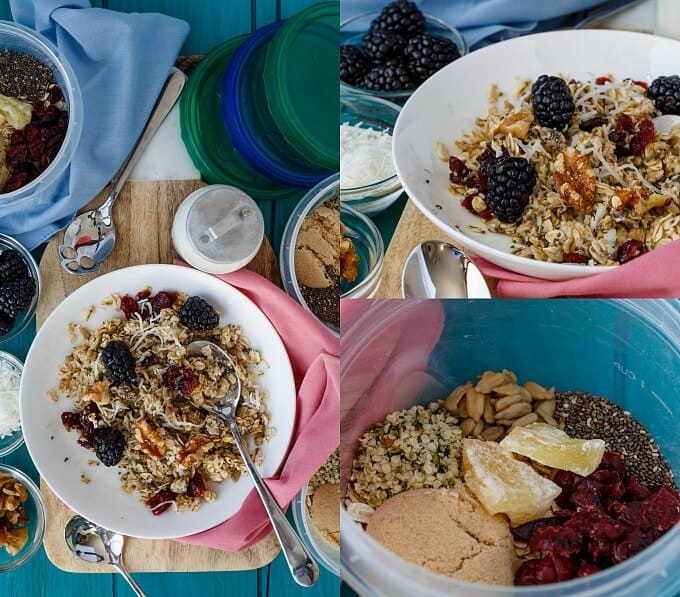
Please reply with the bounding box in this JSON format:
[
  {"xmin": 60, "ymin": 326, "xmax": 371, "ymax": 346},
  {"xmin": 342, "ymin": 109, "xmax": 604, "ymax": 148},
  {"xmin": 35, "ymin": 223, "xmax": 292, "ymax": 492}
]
[
  {"xmin": 20, "ymin": 264, "xmax": 296, "ymax": 539},
  {"xmin": 393, "ymin": 30, "xmax": 680, "ymax": 281}
]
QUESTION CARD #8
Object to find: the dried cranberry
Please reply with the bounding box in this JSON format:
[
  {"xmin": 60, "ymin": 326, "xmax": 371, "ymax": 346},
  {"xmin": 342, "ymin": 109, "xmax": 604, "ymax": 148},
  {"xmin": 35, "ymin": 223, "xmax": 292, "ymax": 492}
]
[
  {"xmin": 577, "ymin": 562, "xmax": 600, "ymax": 577},
  {"xmin": 633, "ymin": 80, "xmax": 649, "ymax": 90},
  {"xmin": 149, "ymin": 291, "xmax": 177, "ymax": 314},
  {"xmin": 579, "ymin": 116, "xmax": 607, "ymax": 132},
  {"xmin": 626, "ymin": 475, "xmax": 651, "ymax": 501},
  {"xmin": 77, "ymin": 438, "xmax": 93, "ymax": 449},
  {"xmin": 596, "ymin": 76, "xmax": 612, "ymax": 85},
  {"xmin": 629, "ymin": 118, "xmax": 655, "ymax": 155},
  {"xmin": 460, "ymin": 194, "xmax": 493, "ymax": 221},
  {"xmin": 146, "ymin": 489, "xmax": 175, "ymax": 516},
  {"xmin": 163, "ymin": 366, "xmax": 182, "ymax": 390},
  {"xmin": 515, "ymin": 555, "xmax": 576, "ymax": 585},
  {"xmin": 613, "ymin": 499, "xmax": 646, "ymax": 528},
  {"xmin": 617, "ymin": 240, "xmax": 645, "ymax": 264},
  {"xmin": 611, "ymin": 530, "xmax": 653, "ymax": 564},
  {"xmin": 448, "ymin": 156, "xmax": 470, "ymax": 185},
  {"xmin": 512, "ymin": 516, "xmax": 566, "ymax": 542},
  {"xmin": 79, "ymin": 403, "xmax": 100, "ymax": 439},
  {"xmin": 590, "ymin": 469, "xmax": 626, "ymax": 500},
  {"xmin": 598, "ymin": 451, "xmax": 627, "ymax": 477},
  {"xmin": 178, "ymin": 370, "xmax": 197, "ymax": 397},
  {"xmin": 120, "ymin": 295, "xmax": 140, "ymax": 319},
  {"xmin": 553, "ymin": 470, "xmax": 583, "ymax": 507},
  {"xmin": 641, "ymin": 487, "xmax": 680, "ymax": 533},
  {"xmin": 48, "ymin": 85, "xmax": 64, "ymax": 103},
  {"xmin": 187, "ymin": 472, "xmax": 205, "ymax": 498},
  {"xmin": 60, "ymin": 411, "xmax": 80, "ymax": 431},
  {"xmin": 136, "ymin": 289, "xmax": 151, "ymax": 300},
  {"xmin": 529, "ymin": 525, "xmax": 583, "ymax": 558},
  {"xmin": 563, "ymin": 252, "xmax": 590, "ymax": 264},
  {"xmin": 475, "ymin": 144, "xmax": 500, "ymax": 193},
  {"xmin": 609, "ymin": 113, "xmax": 635, "ymax": 155}
]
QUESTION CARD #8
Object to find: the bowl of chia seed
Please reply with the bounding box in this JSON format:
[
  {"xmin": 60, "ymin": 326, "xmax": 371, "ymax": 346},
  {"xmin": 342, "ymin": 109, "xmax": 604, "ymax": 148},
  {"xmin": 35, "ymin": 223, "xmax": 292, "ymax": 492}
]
[
  {"xmin": 280, "ymin": 173, "xmax": 340, "ymax": 337},
  {"xmin": 0, "ymin": 21, "xmax": 82, "ymax": 206}
]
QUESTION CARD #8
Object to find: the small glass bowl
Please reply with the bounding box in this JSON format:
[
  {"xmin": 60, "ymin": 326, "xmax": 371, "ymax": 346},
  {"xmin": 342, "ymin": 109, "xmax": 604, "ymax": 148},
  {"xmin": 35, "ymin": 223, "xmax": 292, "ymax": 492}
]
[
  {"xmin": 341, "ymin": 203, "xmax": 384, "ymax": 299},
  {"xmin": 0, "ymin": 234, "xmax": 41, "ymax": 342},
  {"xmin": 0, "ymin": 465, "xmax": 46, "ymax": 573},
  {"xmin": 280, "ymin": 173, "xmax": 340, "ymax": 337},
  {"xmin": 292, "ymin": 483, "xmax": 340, "ymax": 578},
  {"xmin": 0, "ymin": 352, "xmax": 23, "ymax": 457},
  {"xmin": 340, "ymin": 13, "xmax": 468, "ymax": 102},
  {"xmin": 340, "ymin": 92, "xmax": 403, "ymax": 215}
]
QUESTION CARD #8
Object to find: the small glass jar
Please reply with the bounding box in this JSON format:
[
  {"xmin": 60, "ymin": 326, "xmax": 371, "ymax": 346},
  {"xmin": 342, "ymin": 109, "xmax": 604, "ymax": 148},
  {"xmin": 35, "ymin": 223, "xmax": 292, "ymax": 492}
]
[
  {"xmin": 0, "ymin": 352, "xmax": 23, "ymax": 457},
  {"xmin": 340, "ymin": 203, "xmax": 384, "ymax": 299}
]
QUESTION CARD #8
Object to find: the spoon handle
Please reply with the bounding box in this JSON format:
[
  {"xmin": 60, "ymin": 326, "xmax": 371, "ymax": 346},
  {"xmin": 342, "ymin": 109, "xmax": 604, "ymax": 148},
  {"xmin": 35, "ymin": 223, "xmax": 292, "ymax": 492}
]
[
  {"xmin": 113, "ymin": 562, "xmax": 147, "ymax": 597},
  {"xmin": 101, "ymin": 68, "xmax": 186, "ymax": 215},
  {"xmin": 228, "ymin": 416, "xmax": 319, "ymax": 588}
]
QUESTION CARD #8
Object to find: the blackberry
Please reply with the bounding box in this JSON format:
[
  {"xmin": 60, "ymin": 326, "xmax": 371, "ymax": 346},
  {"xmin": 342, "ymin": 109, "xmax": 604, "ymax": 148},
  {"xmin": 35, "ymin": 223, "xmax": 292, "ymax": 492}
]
[
  {"xmin": 361, "ymin": 29, "xmax": 405, "ymax": 62},
  {"xmin": 92, "ymin": 426, "xmax": 125, "ymax": 467},
  {"xmin": 531, "ymin": 75, "xmax": 575, "ymax": 131},
  {"xmin": 340, "ymin": 45, "xmax": 370, "ymax": 85},
  {"xmin": 0, "ymin": 313, "xmax": 13, "ymax": 336},
  {"xmin": 362, "ymin": 59, "xmax": 416, "ymax": 92},
  {"xmin": 648, "ymin": 75, "xmax": 680, "ymax": 115},
  {"xmin": 0, "ymin": 276, "xmax": 35, "ymax": 319},
  {"xmin": 179, "ymin": 296, "xmax": 219, "ymax": 330},
  {"xmin": 485, "ymin": 156, "xmax": 536, "ymax": 223},
  {"xmin": 370, "ymin": 0, "xmax": 425, "ymax": 37},
  {"xmin": 404, "ymin": 33, "xmax": 461, "ymax": 83},
  {"xmin": 0, "ymin": 250, "xmax": 28, "ymax": 281},
  {"xmin": 101, "ymin": 340, "xmax": 136, "ymax": 385}
]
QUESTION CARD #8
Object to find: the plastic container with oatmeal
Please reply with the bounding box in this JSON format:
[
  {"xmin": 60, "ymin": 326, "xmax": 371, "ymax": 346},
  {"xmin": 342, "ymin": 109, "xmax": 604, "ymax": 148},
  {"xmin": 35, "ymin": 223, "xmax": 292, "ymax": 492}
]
[{"xmin": 341, "ymin": 299, "xmax": 680, "ymax": 597}]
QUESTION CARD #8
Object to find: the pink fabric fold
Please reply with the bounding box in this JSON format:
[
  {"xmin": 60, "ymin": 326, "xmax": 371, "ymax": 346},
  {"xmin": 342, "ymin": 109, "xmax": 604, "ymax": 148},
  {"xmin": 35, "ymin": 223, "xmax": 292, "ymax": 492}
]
[
  {"xmin": 175, "ymin": 264, "xmax": 340, "ymax": 551},
  {"xmin": 475, "ymin": 239, "xmax": 680, "ymax": 298}
]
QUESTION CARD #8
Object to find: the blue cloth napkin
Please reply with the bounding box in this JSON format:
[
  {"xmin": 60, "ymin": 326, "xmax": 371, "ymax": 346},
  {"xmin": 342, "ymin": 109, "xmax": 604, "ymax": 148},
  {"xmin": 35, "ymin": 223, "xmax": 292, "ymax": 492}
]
[
  {"xmin": 0, "ymin": 0, "xmax": 189, "ymax": 249},
  {"xmin": 341, "ymin": 0, "xmax": 610, "ymax": 47}
]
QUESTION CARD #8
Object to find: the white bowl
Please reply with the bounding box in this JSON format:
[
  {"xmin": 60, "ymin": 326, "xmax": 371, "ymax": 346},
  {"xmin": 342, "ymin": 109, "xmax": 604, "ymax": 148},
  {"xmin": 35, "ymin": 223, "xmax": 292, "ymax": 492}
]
[
  {"xmin": 393, "ymin": 30, "xmax": 680, "ymax": 281},
  {"xmin": 20, "ymin": 264, "xmax": 296, "ymax": 539}
]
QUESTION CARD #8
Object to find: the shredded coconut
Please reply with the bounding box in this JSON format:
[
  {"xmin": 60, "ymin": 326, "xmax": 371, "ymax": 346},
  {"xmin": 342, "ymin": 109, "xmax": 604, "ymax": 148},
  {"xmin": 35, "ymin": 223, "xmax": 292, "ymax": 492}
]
[
  {"xmin": 0, "ymin": 359, "xmax": 21, "ymax": 439},
  {"xmin": 340, "ymin": 122, "xmax": 395, "ymax": 189}
]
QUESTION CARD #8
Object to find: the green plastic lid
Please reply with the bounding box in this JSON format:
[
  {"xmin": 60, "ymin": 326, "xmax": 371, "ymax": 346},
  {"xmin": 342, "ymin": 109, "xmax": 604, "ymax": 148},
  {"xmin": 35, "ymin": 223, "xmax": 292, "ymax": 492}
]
[
  {"xmin": 180, "ymin": 35, "xmax": 299, "ymax": 202},
  {"xmin": 264, "ymin": 2, "xmax": 339, "ymax": 171}
]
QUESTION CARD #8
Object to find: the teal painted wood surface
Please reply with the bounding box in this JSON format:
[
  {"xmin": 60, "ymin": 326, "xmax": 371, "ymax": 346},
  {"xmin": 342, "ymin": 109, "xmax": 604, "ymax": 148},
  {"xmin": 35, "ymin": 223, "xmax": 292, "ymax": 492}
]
[{"xmin": 0, "ymin": 2, "xmax": 340, "ymax": 596}]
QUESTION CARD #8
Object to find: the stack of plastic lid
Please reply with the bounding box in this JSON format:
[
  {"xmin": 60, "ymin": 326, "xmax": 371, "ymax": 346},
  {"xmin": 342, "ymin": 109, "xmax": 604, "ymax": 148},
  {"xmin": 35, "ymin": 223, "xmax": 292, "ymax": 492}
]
[{"xmin": 180, "ymin": 2, "xmax": 339, "ymax": 200}]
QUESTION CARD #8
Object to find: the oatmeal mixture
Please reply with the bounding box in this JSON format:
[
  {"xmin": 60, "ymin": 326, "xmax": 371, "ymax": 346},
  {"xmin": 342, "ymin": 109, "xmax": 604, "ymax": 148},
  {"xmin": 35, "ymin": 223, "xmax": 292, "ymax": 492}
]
[
  {"xmin": 55, "ymin": 289, "xmax": 272, "ymax": 515},
  {"xmin": 441, "ymin": 75, "xmax": 680, "ymax": 265}
]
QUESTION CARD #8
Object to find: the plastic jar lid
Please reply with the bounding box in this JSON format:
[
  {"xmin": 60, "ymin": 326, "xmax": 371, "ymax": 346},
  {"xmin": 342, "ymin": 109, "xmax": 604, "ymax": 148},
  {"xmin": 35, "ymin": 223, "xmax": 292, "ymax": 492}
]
[
  {"xmin": 222, "ymin": 21, "xmax": 332, "ymax": 187},
  {"xmin": 179, "ymin": 35, "xmax": 298, "ymax": 202},
  {"xmin": 264, "ymin": 2, "xmax": 339, "ymax": 171},
  {"xmin": 172, "ymin": 185, "xmax": 264, "ymax": 274}
]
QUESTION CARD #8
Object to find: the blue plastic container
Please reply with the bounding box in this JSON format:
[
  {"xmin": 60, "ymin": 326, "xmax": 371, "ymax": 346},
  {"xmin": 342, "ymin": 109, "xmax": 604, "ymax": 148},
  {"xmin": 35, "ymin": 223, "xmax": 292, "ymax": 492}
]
[
  {"xmin": 341, "ymin": 299, "xmax": 680, "ymax": 597},
  {"xmin": 221, "ymin": 21, "xmax": 331, "ymax": 187}
]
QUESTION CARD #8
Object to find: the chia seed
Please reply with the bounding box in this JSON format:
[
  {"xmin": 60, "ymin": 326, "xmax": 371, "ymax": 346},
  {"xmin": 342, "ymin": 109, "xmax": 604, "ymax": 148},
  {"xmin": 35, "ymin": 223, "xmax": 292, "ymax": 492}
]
[
  {"xmin": 555, "ymin": 391, "xmax": 675, "ymax": 488},
  {"xmin": 300, "ymin": 270, "xmax": 339, "ymax": 330},
  {"xmin": 0, "ymin": 51, "xmax": 56, "ymax": 100}
]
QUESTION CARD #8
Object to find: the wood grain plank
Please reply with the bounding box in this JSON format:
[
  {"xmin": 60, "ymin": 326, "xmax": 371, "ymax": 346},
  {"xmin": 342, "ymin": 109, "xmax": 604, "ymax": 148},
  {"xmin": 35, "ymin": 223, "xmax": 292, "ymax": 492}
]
[
  {"xmin": 37, "ymin": 180, "xmax": 281, "ymax": 573},
  {"xmin": 105, "ymin": 0, "xmax": 252, "ymax": 54}
]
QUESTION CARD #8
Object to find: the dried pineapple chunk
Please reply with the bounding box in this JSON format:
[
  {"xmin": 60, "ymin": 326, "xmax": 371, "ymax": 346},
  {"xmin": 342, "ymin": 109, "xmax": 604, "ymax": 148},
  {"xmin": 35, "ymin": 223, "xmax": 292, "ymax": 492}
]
[
  {"xmin": 499, "ymin": 422, "xmax": 605, "ymax": 476},
  {"xmin": 462, "ymin": 439, "xmax": 561, "ymax": 525}
]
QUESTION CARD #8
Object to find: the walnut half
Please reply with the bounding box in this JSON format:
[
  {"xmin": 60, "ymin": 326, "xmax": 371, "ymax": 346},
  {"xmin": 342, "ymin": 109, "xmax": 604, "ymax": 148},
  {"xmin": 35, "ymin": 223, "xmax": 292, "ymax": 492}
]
[
  {"xmin": 552, "ymin": 148, "xmax": 596, "ymax": 214},
  {"xmin": 82, "ymin": 381, "xmax": 111, "ymax": 406},
  {"xmin": 135, "ymin": 420, "xmax": 167, "ymax": 459}
]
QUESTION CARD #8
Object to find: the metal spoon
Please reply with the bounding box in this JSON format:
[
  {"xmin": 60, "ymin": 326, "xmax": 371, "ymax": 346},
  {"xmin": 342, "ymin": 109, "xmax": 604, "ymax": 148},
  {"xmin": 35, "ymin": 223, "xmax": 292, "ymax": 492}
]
[
  {"xmin": 58, "ymin": 68, "xmax": 187, "ymax": 275},
  {"xmin": 65, "ymin": 515, "xmax": 146, "ymax": 597},
  {"xmin": 402, "ymin": 240, "xmax": 491, "ymax": 299},
  {"xmin": 186, "ymin": 340, "xmax": 319, "ymax": 588}
]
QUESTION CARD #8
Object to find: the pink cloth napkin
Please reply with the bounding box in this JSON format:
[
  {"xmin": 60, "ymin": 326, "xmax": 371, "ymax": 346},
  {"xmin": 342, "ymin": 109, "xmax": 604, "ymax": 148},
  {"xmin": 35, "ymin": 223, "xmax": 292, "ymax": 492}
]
[
  {"xmin": 176, "ymin": 264, "xmax": 340, "ymax": 551},
  {"xmin": 475, "ymin": 239, "xmax": 680, "ymax": 298},
  {"xmin": 339, "ymin": 299, "xmax": 444, "ymax": 491}
]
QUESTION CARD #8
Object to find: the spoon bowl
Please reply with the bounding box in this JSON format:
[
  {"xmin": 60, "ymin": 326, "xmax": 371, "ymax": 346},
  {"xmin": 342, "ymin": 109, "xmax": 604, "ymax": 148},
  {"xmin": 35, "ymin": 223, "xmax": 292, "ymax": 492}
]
[
  {"xmin": 186, "ymin": 340, "xmax": 319, "ymax": 587},
  {"xmin": 65, "ymin": 514, "xmax": 146, "ymax": 596},
  {"xmin": 653, "ymin": 114, "xmax": 680, "ymax": 135},
  {"xmin": 402, "ymin": 240, "xmax": 491, "ymax": 299}
]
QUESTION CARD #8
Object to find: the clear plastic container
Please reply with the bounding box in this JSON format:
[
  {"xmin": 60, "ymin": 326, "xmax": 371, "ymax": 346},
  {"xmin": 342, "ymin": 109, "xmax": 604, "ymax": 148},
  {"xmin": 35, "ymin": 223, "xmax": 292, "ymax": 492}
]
[
  {"xmin": 340, "ymin": 299, "xmax": 680, "ymax": 597},
  {"xmin": 340, "ymin": 203, "xmax": 383, "ymax": 299},
  {"xmin": 0, "ymin": 21, "xmax": 83, "ymax": 209},
  {"xmin": 0, "ymin": 351, "xmax": 23, "ymax": 457},
  {"xmin": 340, "ymin": 13, "xmax": 468, "ymax": 103},
  {"xmin": 0, "ymin": 233, "xmax": 41, "ymax": 341},
  {"xmin": 0, "ymin": 465, "xmax": 46, "ymax": 572},
  {"xmin": 292, "ymin": 484, "xmax": 340, "ymax": 578},
  {"xmin": 280, "ymin": 173, "xmax": 340, "ymax": 337},
  {"xmin": 340, "ymin": 92, "xmax": 402, "ymax": 215}
]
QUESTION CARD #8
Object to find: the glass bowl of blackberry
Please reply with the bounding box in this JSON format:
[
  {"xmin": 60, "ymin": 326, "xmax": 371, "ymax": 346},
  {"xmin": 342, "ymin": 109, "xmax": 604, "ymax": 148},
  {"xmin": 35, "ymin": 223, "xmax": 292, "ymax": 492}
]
[
  {"xmin": 340, "ymin": 1, "xmax": 467, "ymax": 102},
  {"xmin": 0, "ymin": 233, "xmax": 41, "ymax": 342},
  {"xmin": 340, "ymin": 91, "xmax": 404, "ymax": 215},
  {"xmin": 0, "ymin": 465, "xmax": 46, "ymax": 572}
]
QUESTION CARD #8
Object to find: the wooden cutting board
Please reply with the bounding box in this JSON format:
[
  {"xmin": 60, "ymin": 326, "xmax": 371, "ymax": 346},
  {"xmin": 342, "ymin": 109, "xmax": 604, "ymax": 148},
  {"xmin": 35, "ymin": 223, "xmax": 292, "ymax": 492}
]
[
  {"xmin": 36, "ymin": 180, "xmax": 281, "ymax": 572},
  {"xmin": 376, "ymin": 198, "xmax": 498, "ymax": 298}
]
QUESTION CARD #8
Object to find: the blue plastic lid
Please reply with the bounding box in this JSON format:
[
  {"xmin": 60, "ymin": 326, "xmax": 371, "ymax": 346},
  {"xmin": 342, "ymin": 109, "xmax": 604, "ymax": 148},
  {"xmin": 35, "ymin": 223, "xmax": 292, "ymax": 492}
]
[{"xmin": 221, "ymin": 21, "xmax": 332, "ymax": 187}]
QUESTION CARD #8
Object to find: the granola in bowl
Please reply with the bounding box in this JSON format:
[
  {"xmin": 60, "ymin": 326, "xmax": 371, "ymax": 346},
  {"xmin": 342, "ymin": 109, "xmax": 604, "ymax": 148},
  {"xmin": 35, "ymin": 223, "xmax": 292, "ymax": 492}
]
[
  {"xmin": 440, "ymin": 75, "xmax": 680, "ymax": 265},
  {"xmin": 55, "ymin": 288, "xmax": 272, "ymax": 516}
]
